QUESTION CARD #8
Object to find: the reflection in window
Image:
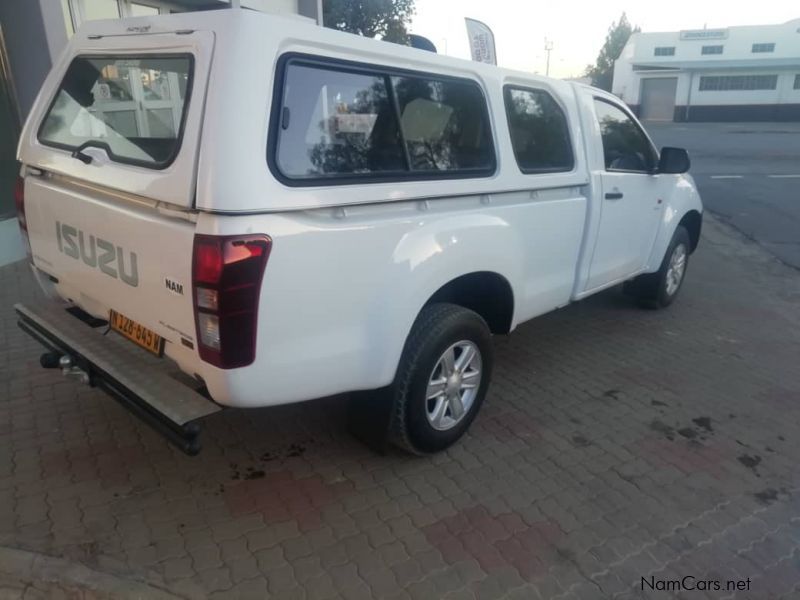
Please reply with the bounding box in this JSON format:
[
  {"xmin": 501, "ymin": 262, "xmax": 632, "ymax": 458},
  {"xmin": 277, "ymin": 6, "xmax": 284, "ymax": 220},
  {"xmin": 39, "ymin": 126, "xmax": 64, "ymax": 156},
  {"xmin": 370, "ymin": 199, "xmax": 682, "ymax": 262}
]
[
  {"xmin": 80, "ymin": 0, "xmax": 120, "ymax": 21},
  {"xmin": 130, "ymin": 3, "xmax": 160, "ymax": 17},
  {"xmin": 39, "ymin": 55, "xmax": 192, "ymax": 167},
  {"xmin": 504, "ymin": 87, "xmax": 574, "ymax": 173},
  {"xmin": 60, "ymin": 0, "xmax": 75, "ymax": 36},
  {"xmin": 593, "ymin": 100, "xmax": 656, "ymax": 172},
  {"xmin": 274, "ymin": 62, "xmax": 495, "ymax": 180},
  {"xmin": 392, "ymin": 76, "xmax": 493, "ymax": 172},
  {"xmin": 276, "ymin": 65, "xmax": 404, "ymax": 178}
]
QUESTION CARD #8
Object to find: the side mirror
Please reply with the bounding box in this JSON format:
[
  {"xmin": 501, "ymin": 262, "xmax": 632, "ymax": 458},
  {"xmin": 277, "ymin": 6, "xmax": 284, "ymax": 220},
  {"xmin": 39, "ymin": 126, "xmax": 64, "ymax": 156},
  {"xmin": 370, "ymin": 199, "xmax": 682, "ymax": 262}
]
[{"xmin": 658, "ymin": 147, "xmax": 690, "ymax": 174}]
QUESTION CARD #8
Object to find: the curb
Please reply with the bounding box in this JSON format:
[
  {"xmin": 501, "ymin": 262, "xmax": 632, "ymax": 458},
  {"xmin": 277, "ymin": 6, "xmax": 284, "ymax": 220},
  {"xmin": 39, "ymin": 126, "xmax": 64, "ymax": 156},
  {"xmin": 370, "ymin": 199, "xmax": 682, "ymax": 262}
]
[{"xmin": 0, "ymin": 546, "xmax": 182, "ymax": 599}]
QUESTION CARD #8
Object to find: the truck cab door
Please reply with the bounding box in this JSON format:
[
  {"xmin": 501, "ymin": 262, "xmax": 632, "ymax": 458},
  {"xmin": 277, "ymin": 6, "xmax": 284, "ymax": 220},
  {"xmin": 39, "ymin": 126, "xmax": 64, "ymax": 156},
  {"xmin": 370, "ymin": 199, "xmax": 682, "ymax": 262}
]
[{"xmin": 585, "ymin": 98, "xmax": 663, "ymax": 291}]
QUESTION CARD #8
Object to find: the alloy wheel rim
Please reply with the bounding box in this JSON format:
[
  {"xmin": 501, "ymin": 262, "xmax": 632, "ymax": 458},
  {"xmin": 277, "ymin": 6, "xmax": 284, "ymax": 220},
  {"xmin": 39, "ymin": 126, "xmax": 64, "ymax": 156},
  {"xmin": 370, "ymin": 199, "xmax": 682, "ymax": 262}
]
[
  {"xmin": 666, "ymin": 243, "xmax": 687, "ymax": 297},
  {"xmin": 425, "ymin": 341, "xmax": 482, "ymax": 431}
]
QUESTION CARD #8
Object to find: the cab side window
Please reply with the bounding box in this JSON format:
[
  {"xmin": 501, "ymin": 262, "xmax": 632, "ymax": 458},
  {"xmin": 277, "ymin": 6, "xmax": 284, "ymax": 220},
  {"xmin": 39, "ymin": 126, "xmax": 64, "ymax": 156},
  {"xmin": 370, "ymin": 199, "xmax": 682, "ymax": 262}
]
[
  {"xmin": 504, "ymin": 86, "xmax": 574, "ymax": 173},
  {"xmin": 593, "ymin": 99, "xmax": 657, "ymax": 173}
]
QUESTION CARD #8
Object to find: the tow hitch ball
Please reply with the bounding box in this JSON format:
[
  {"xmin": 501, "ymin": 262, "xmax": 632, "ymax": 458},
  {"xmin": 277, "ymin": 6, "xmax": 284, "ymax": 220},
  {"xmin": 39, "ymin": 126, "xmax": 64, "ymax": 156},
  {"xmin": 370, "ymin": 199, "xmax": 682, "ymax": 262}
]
[{"xmin": 40, "ymin": 351, "xmax": 90, "ymax": 384}]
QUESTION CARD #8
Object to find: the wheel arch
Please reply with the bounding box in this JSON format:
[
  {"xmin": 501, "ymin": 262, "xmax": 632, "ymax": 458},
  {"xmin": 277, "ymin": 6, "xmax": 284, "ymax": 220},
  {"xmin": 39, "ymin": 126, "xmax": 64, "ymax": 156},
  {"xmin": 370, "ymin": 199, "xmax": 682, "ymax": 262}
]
[
  {"xmin": 424, "ymin": 271, "xmax": 515, "ymax": 335},
  {"xmin": 679, "ymin": 209, "xmax": 702, "ymax": 253}
]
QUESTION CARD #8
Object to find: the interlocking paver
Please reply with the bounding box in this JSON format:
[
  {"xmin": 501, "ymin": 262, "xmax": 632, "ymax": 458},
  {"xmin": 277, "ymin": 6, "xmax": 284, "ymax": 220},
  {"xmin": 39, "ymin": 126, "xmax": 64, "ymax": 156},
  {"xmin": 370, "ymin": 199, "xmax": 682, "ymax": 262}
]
[
  {"xmin": 196, "ymin": 566, "xmax": 232, "ymax": 593},
  {"xmin": 2, "ymin": 217, "xmax": 800, "ymax": 598},
  {"xmin": 226, "ymin": 554, "xmax": 260, "ymax": 584}
]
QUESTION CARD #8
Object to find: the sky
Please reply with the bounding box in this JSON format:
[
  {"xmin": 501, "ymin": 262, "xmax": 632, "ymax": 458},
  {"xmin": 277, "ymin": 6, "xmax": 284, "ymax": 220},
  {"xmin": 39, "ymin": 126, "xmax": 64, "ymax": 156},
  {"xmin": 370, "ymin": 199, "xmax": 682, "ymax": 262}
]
[{"xmin": 409, "ymin": 1, "xmax": 800, "ymax": 78}]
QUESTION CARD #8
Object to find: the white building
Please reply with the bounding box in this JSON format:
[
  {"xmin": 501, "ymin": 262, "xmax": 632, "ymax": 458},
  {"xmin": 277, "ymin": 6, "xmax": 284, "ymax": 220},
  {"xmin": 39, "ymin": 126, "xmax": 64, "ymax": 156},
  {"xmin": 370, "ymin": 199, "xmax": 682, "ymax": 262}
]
[{"xmin": 613, "ymin": 19, "xmax": 800, "ymax": 122}]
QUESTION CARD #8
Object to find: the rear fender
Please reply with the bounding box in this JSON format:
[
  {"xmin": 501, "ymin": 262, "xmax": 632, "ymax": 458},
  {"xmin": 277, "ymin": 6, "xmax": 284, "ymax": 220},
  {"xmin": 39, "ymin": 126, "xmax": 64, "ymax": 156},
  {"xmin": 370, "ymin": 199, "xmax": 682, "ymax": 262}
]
[{"xmin": 367, "ymin": 211, "xmax": 523, "ymax": 386}]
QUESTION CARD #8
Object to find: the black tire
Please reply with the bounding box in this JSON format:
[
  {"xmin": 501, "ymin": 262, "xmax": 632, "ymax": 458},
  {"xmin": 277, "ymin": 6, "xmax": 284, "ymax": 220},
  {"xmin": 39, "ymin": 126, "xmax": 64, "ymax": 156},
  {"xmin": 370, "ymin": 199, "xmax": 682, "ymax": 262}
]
[
  {"xmin": 625, "ymin": 225, "xmax": 691, "ymax": 309},
  {"xmin": 389, "ymin": 303, "xmax": 493, "ymax": 454}
]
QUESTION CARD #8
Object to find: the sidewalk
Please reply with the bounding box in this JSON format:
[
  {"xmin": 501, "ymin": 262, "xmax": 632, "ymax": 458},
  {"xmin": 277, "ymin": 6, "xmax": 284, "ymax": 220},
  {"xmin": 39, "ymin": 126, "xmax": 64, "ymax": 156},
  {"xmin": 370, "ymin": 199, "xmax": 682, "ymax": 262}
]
[
  {"xmin": 0, "ymin": 545, "xmax": 180, "ymax": 599},
  {"xmin": 1, "ymin": 215, "xmax": 799, "ymax": 599}
]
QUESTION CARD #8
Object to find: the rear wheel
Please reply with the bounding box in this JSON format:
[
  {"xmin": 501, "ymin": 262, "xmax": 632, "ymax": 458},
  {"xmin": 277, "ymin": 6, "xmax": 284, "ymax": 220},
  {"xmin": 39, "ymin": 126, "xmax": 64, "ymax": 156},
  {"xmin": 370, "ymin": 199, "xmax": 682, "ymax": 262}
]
[
  {"xmin": 626, "ymin": 225, "xmax": 691, "ymax": 308},
  {"xmin": 390, "ymin": 303, "xmax": 493, "ymax": 454}
]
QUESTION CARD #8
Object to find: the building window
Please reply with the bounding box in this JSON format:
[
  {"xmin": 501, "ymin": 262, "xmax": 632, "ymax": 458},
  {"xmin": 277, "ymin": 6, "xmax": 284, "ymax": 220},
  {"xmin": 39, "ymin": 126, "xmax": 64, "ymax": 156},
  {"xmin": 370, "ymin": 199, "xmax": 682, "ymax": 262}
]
[
  {"xmin": 654, "ymin": 47, "xmax": 676, "ymax": 56},
  {"xmin": 751, "ymin": 43, "xmax": 776, "ymax": 53},
  {"xmin": 129, "ymin": 3, "xmax": 160, "ymax": 17},
  {"xmin": 795, "ymin": 74, "xmax": 800, "ymax": 90},
  {"xmin": 699, "ymin": 75, "xmax": 778, "ymax": 92},
  {"xmin": 60, "ymin": 0, "xmax": 75, "ymax": 35},
  {"xmin": 701, "ymin": 45, "xmax": 723, "ymax": 55},
  {"xmin": 66, "ymin": 0, "xmax": 169, "ymax": 28},
  {"xmin": 76, "ymin": 0, "xmax": 121, "ymax": 22}
]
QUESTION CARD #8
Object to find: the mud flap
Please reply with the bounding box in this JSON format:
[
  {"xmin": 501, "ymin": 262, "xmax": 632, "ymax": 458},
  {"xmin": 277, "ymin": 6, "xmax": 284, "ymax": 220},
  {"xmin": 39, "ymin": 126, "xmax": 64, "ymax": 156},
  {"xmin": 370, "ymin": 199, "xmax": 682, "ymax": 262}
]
[{"xmin": 347, "ymin": 387, "xmax": 395, "ymax": 454}]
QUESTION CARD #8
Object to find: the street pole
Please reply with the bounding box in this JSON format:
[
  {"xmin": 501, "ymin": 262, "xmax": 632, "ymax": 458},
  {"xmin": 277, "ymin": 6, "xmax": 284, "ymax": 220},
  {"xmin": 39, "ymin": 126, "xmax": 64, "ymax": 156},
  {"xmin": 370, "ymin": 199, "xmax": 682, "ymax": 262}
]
[{"xmin": 544, "ymin": 39, "xmax": 554, "ymax": 77}]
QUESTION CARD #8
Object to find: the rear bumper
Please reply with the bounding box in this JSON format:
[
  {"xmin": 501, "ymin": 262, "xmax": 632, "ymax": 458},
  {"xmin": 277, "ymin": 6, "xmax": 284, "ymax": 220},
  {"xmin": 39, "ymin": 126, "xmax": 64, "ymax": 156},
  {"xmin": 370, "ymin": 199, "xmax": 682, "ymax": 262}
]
[{"xmin": 15, "ymin": 301, "xmax": 222, "ymax": 455}]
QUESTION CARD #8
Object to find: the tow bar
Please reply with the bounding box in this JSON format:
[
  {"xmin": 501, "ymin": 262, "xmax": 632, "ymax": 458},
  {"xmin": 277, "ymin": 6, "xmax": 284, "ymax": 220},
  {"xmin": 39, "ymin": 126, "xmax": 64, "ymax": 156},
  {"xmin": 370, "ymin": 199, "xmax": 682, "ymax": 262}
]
[
  {"xmin": 16, "ymin": 302, "xmax": 222, "ymax": 456},
  {"xmin": 40, "ymin": 352, "xmax": 91, "ymax": 385}
]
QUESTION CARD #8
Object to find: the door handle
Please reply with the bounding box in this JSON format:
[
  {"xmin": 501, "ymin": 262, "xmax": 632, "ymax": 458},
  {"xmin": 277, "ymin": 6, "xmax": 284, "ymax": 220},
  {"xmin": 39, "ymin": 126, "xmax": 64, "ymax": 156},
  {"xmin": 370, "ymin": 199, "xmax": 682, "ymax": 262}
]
[{"xmin": 605, "ymin": 192, "xmax": 624, "ymax": 200}]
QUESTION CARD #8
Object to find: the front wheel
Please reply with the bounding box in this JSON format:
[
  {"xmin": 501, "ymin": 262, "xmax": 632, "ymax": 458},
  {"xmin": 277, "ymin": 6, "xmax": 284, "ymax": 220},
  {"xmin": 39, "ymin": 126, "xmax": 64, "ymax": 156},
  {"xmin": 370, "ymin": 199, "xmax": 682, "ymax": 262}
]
[
  {"xmin": 626, "ymin": 225, "xmax": 691, "ymax": 308},
  {"xmin": 389, "ymin": 303, "xmax": 493, "ymax": 454}
]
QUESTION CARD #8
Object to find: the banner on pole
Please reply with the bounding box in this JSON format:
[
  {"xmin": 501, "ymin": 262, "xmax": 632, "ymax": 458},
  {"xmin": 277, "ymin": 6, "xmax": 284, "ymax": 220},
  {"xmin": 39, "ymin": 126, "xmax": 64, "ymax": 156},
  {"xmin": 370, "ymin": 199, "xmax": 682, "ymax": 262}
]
[{"xmin": 465, "ymin": 18, "xmax": 497, "ymax": 65}]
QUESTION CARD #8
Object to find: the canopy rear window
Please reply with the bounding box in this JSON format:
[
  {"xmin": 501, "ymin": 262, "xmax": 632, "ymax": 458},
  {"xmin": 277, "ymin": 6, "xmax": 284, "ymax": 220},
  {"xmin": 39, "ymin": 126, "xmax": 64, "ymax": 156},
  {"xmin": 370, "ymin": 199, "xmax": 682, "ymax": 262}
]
[{"xmin": 38, "ymin": 54, "xmax": 193, "ymax": 169}]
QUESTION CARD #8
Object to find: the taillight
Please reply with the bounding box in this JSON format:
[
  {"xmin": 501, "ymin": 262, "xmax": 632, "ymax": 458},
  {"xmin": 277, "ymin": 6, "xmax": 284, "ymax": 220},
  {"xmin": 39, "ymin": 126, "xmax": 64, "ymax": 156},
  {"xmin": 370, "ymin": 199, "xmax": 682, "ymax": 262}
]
[
  {"xmin": 14, "ymin": 176, "xmax": 32, "ymax": 258},
  {"xmin": 192, "ymin": 234, "xmax": 272, "ymax": 369}
]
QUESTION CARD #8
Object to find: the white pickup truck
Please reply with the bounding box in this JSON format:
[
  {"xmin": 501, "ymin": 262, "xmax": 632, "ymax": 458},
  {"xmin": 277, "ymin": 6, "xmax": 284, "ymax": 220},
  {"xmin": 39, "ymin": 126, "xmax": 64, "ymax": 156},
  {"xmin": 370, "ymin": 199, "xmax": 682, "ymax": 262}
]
[{"xmin": 14, "ymin": 9, "xmax": 702, "ymax": 455}]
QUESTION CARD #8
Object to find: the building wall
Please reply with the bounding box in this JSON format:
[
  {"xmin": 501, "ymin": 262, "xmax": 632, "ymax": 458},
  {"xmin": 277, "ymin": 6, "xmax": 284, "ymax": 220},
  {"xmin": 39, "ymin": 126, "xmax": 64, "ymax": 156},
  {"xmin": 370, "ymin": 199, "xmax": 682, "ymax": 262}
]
[
  {"xmin": 618, "ymin": 20, "xmax": 800, "ymax": 69},
  {"xmin": 626, "ymin": 70, "xmax": 799, "ymax": 107},
  {"xmin": 0, "ymin": 0, "xmax": 322, "ymax": 122},
  {"xmin": 677, "ymin": 70, "xmax": 800, "ymax": 121},
  {"xmin": 0, "ymin": 0, "xmax": 68, "ymax": 119},
  {"xmin": 624, "ymin": 70, "xmax": 800, "ymax": 121},
  {"xmin": 613, "ymin": 20, "xmax": 800, "ymax": 122},
  {"xmin": 0, "ymin": 0, "xmax": 68, "ymax": 259},
  {"xmin": 688, "ymin": 70, "xmax": 799, "ymax": 105}
]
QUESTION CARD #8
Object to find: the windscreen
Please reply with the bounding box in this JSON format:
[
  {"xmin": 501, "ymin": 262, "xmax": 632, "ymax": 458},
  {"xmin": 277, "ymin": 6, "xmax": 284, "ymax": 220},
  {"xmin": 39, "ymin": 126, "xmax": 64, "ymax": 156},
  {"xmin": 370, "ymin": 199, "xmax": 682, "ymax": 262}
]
[{"xmin": 38, "ymin": 55, "xmax": 193, "ymax": 168}]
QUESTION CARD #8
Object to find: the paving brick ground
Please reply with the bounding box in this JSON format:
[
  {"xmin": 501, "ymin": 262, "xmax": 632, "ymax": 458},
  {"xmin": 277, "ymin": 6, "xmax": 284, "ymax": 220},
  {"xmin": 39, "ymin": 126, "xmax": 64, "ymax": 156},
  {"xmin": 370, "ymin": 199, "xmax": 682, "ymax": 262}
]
[{"xmin": 1, "ymin": 216, "xmax": 799, "ymax": 599}]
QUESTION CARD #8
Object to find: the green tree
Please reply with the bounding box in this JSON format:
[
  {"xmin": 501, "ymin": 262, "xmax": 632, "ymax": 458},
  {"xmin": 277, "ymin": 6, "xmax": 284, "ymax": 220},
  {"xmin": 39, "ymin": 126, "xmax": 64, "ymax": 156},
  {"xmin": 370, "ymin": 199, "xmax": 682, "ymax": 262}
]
[
  {"xmin": 323, "ymin": 0, "xmax": 416, "ymax": 44},
  {"xmin": 585, "ymin": 13, "xmax": 640, "ymax": 91}
]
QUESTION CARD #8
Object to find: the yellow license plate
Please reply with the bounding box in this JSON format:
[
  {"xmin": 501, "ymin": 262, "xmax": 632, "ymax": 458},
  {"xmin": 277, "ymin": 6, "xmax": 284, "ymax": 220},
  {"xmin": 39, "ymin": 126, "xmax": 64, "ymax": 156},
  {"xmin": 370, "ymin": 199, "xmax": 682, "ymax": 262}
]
[{"xmin": 109, "ymin": 310, "xmax": 164, "ymax": 356}]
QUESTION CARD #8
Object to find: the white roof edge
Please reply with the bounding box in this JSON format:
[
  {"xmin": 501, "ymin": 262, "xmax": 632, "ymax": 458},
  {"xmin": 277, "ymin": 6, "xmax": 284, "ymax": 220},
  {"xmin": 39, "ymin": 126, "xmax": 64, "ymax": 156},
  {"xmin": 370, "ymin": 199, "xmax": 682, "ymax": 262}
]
[
  {"xmin": 71, "ymin": 9, "xmax": 573, "ymax": 90},
  {"xmin": 631, "ymin": 58, "xmax": 800, "ymax": 69},
  {"xmin": 629, "ymin": 19, "xmax": 800, "ymax": 38}
]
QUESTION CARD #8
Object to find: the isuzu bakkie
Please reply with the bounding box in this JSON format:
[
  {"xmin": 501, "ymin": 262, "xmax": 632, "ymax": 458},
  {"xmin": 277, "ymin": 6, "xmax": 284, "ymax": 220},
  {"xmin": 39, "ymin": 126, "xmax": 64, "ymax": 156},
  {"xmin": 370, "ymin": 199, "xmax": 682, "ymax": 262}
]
[{"xmin": 14, "ymin": 9, "xmax": 702, "ymax": 455}]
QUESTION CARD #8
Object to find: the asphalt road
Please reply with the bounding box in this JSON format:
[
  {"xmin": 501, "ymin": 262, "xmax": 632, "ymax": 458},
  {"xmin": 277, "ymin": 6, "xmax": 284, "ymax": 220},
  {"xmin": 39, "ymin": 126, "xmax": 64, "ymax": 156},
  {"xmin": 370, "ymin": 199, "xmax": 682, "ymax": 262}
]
[{"xmin": 646, "ymin": 121, "xmax": 800, "ymax": 269}]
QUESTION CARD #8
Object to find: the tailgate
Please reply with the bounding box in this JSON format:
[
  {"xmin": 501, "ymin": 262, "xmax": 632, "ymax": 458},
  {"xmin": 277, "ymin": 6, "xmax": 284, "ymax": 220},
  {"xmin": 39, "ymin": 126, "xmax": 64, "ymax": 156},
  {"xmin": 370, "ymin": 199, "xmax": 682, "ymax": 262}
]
[
  {"xmin": 25, "ymin": 175, "xmax": 198, "ymax": 351},
  {"xmin": 17, "ymin": 30, "xmax": 214, "ymax": 208}
]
